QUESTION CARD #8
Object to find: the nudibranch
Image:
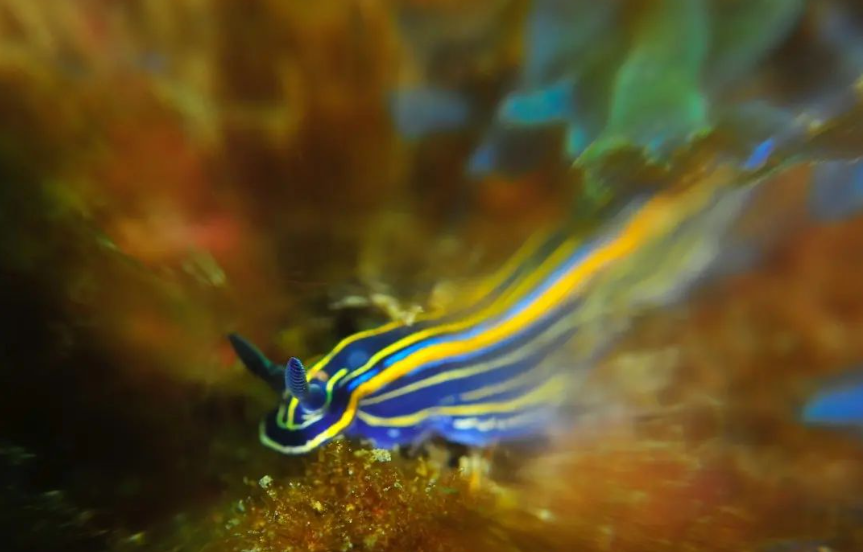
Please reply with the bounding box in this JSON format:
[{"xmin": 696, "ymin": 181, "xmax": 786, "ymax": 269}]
[{"xmin": 231, "ymin": 179, "xmax": 754, "ymax": 454}]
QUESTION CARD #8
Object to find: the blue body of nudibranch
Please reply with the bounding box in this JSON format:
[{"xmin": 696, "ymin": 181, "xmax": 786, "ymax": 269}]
[{"xmin": 230, "ymin": 180, "xmax": 755, "ymax": 454}]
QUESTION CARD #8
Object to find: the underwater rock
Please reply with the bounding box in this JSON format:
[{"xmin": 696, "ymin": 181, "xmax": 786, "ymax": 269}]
[{"xmin": 0, "ymin": 443, "xmax": 105, "ymax": 552}]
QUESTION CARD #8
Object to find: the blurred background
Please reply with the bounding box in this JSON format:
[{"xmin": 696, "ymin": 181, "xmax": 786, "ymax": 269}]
[{"xmin": 2, "ymin": 1, "xmax": 863, "ymax": 551}]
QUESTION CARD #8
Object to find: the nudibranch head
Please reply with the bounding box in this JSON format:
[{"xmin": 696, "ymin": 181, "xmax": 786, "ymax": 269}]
[{"xmin": 229, "ymin": 333, "xmax": 356, "ymax": 454}]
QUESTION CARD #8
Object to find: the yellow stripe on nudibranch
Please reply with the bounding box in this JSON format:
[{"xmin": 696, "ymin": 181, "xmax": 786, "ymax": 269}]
[
  {"xmin": 357, "ymin": 311, "xmax": 574, "ymax": 407},
  {"xmin": 457, "ymin": 357, "xmax": 557, "ymax": 402},
  {"xmin": 340, "ymin": 234, "xmax": 585, "ymax": 387},
  {"xmin": 355, "ymin": 374, "xmax": 567, "ymax": 428},
  {"xmin": 453, "ymin": 227, "xmax": 562, "ymax": 306},
  {"xmin": 280, "ymin": 234, "xmax": 574, "ymax": 428},
  {"xmin": 303, "ymin": 226, "xmax": 562, "ymax": 381},
  {"xmin": 289, "ymin": 182, "xmax": 722, "ymax": 452}
]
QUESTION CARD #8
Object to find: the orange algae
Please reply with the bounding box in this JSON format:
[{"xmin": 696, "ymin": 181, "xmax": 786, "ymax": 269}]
[
  {"xmin": 503, "ymin": 418, "xmax": 863, "ymax": 552},
  {"xmin": 206, "ymin": 440, "xmax": 516, "ymax": 552}
]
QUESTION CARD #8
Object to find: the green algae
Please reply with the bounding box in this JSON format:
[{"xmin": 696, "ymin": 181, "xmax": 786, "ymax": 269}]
[{"xmin": 581, "ymin": 0, "xmax": 710, "ymax": 165}]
